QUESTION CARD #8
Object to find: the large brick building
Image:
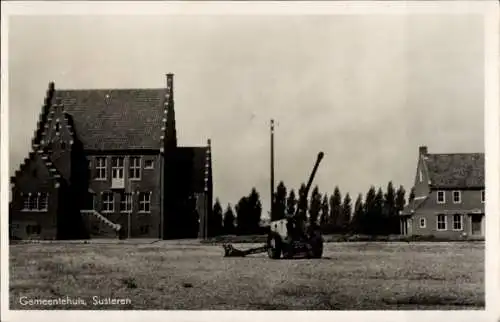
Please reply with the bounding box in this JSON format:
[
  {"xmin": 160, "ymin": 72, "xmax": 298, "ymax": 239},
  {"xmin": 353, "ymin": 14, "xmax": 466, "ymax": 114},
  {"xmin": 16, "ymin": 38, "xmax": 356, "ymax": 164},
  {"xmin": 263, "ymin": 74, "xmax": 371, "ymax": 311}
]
[
  {"xmin": 9, "ymin": 74, "xmax": 213, "ymax": 240},
  {"xmin": 400, "ymin": 146, "xmax": 484, "ymax": 238}
]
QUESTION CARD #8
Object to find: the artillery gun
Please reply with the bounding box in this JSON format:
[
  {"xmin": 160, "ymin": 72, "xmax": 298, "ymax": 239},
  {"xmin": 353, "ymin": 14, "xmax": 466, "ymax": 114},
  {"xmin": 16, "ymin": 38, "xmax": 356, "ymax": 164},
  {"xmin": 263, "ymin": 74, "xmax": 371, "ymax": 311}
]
[{"xmin": 223, "ymin": 151, "xmax": 325, "ymax": 259}]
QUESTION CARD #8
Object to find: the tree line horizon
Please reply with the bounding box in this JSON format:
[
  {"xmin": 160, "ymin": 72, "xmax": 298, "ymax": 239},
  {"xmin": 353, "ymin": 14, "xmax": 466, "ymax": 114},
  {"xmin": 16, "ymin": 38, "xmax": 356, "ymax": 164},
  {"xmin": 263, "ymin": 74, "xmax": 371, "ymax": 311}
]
[{"xmin": 206, "ymin": 181, "xmax": 416, "ymax": 237}]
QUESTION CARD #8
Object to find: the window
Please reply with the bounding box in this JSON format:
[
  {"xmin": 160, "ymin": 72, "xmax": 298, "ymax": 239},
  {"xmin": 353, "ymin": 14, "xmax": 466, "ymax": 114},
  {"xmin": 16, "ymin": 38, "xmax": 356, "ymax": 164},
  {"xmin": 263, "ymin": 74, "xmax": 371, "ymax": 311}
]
[
  {"xmin": 140, "ymin": 225, "xmax": 150, "ymax": 234},
  {"xmin": 38, "ymin": 193, "xmax": 48, "ymax": 211},
  {"xmin": 102, "ymin": 192, "xmax": 115, "ymax": 213},
  {"xmin": 453, "ymin": 214, "xmax": 463, "ymax": 231},
  {"xmin": 437, "ymin": 191, "xmax": 445, "ymax": 204},
  {"xmin": 419, "ymin": 218, "xmax": 426, "ymax": 228},
  {"xmin": 144, "ymin": 160, "xmax": 154, "ymax": 169},
  {"xmin": 22, "ymin": 194, "xmax": 31, "ymax": 210},
  {"xmin": 22, "ymin": 194, "xmax": 39, "ymax": 211},
  {"xmin": 452, "ymin": 191, "xmax": 461, "ymax": 204},
  {"xmin": 437, "ymin": 214, "xmax": 447, "ymax": 231},
  {"xmin": 481, "ymin": 190, "xmax": 485, "ymax": 203},
  {"xmin": 418, "ymin": 169, "xmax": 423, "ymax": 182},
  {"xmin": 111, "ymin": 157, "xmax": 125, "ymax": 179},
  {"xmin": 96, "ymin": 157, "xmax": 107, "ymax": 180},
  {"xmin": 129, "ymin": 157, "xmax": 141, "ymax": 180},
  {"xmin": 120, "ymin": 193, "xmax": 133, "ymax": 213},
  {"xmin": 139, "ymin": 192, "xmax": 151, "ymax": 213},
  {"xmin": 26, "ymin": 225, "xmax": 41, "ymax": 235}
]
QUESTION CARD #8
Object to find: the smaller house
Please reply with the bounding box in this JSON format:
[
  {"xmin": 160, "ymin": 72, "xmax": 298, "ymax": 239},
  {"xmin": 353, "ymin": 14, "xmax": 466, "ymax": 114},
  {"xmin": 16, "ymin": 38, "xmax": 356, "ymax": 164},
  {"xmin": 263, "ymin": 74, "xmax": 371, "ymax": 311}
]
[{"xmin": 400, "ymin": 146, "xmax": 485, "ymax": 238}]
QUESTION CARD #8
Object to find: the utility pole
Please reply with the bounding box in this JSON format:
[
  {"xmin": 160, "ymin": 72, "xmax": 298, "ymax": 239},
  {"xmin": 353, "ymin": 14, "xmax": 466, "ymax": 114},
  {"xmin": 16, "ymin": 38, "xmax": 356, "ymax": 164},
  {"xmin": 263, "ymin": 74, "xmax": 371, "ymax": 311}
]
[
  {"xmin": 270, "ymin": 119, "xmax": 275, "ymax": 221},
  {"xmin": 127, "ymin": 179, "xmax": 131, "ymax": 239}
]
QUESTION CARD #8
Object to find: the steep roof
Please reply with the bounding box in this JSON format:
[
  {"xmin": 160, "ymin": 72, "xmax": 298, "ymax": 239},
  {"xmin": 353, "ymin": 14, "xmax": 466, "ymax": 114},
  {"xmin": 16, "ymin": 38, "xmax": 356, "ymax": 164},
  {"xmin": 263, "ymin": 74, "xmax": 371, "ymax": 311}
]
[
  {"xmin": 400, "ymin": 197, "xmax": 427, "ymax": 216},
  {"xmin": 424, "ymin": 153, "xmax": 484, "ymax": 189},
  {"xmin": 53, "ymin": 88, "xmax": 167, "ymax": 150}
]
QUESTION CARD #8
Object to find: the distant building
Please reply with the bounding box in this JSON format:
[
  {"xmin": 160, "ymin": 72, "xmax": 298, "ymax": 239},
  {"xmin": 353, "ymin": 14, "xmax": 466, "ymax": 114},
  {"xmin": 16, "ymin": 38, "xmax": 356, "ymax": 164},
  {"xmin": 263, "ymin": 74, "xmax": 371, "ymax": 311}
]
[
  {"xmin": 9, "ymin": 74, "xmax": 213, "ymax": 240},
  {"xmin": 400, "ymin": 146, "xmax": 484, "ymax": 238}
]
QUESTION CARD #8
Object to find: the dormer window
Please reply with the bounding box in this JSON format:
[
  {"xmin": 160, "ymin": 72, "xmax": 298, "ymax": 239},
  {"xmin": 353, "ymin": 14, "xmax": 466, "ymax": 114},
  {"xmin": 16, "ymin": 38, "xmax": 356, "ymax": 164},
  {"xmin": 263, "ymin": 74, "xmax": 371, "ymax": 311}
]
[
  {"xmin": 452, "ymin": 191, "xmax": 461, "ymax": 204},
  {"xmin": 437, "ymin": 191, "xmax": 445, "ymax": 204}
]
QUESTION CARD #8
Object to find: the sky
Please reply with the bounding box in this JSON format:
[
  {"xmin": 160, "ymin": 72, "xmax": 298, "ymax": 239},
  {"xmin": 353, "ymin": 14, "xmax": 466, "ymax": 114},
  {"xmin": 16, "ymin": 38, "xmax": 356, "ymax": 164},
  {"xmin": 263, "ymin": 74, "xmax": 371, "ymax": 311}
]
[{"xmin": 8, "ymin": 14, "xmax": 484, "ymax": 216}]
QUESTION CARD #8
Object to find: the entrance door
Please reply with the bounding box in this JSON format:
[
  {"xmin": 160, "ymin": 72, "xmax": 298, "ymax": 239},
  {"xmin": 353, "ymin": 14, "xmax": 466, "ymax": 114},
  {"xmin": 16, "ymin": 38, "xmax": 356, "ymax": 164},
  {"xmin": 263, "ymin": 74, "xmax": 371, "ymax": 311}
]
[
  {"xmin": 471, "ymin": 214, "xmax": 482, "ymax": 236},
  {"xmin": 407, "ymin": 218, "xmax": 413, "ymax": 235}
]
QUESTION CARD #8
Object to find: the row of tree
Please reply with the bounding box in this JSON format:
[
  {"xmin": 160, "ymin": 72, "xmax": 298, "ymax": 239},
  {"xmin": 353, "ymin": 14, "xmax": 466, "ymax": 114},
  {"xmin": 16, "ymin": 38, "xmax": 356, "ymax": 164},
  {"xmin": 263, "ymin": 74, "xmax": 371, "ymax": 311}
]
[{"xmin": 206, "ymin": 182, "xmax": 416, "ymax": 237}]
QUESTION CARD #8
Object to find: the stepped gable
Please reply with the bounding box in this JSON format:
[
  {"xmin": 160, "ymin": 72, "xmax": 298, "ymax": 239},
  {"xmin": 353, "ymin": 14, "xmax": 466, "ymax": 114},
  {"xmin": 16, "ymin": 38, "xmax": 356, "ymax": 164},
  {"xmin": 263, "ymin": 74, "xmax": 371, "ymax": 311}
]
[
  {"xmin": 10, "ymin": 149, "xmax": 62, "ymax": 189},
  {"xmin": 12, "ymin": 82, "xmax": 64, "ymax": 189}
]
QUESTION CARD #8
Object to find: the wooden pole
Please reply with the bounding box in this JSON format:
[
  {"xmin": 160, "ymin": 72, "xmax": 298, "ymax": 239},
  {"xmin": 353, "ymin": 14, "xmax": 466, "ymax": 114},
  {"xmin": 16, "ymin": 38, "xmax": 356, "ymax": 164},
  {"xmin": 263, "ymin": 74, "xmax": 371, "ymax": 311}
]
[{"xmin": 270, "ymin": 119, "xmax": 275, "ymax": 221}]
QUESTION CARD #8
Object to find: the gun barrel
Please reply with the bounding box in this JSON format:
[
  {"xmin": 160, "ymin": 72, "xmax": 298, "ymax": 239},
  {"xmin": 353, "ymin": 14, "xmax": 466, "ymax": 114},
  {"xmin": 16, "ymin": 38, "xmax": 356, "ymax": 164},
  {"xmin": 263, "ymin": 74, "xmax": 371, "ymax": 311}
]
[
  {"xmin": 294, "ymin": 152, "xmax": 325, "ymax": 220},
  {"xmin": 304, "ymin": 152, "xmax": 324, "ymax": 195}
]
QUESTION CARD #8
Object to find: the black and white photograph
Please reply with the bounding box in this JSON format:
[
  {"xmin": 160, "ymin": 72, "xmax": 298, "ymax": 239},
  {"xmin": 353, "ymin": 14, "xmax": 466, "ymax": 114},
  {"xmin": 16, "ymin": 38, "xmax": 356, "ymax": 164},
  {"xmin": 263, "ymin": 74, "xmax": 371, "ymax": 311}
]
[{"xmin": 1, "ymin": 1, "xmax": 499, "ymax": 322}]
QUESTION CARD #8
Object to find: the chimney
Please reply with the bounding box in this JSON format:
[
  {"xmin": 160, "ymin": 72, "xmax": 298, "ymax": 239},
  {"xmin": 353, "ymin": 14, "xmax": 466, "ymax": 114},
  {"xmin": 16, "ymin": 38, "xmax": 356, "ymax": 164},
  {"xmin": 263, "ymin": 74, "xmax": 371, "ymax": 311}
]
[
  {"xmin": 419, "ymin": 146, "xmax": 428, "ymax": 156},
  {"xmin": 164, "ymin": 73, "xmax": 177, "ymax": 149}
]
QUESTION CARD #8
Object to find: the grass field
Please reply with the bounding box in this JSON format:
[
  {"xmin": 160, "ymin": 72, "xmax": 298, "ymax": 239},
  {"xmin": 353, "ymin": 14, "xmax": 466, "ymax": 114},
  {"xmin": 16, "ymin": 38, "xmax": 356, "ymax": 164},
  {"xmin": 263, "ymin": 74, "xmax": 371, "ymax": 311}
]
[{"xmin": 9, "ymin": 241, "xmax": 484, "ymax": 310}]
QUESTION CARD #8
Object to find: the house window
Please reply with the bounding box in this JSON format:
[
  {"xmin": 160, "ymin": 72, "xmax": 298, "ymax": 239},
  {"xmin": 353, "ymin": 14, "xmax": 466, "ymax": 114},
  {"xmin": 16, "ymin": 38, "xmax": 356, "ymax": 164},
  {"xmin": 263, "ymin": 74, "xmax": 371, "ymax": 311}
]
[
  {"xmin": 23, "ymin": 194, "xmax": 38, "ymax": 211},
  {"xmin": 144, "ymin": 160, "xmax": 154, "ymax": 169},
  {"xmin": 102, "ymin": 192, "xmax": 115, "ymax": 213},
  {"xmin": 419, "ymin": 218, "xmax": 426, "ymax": 228},
  {"xmin": 111, "ymin": 157, "xmax": 125, "ymax": 179},
  {"xmin": 453, "ymin": 214, "xmax": 463, "ymax": 231},
  {"xmin": 139, "ymin": 192, "xmax": 151, "ymax": 213},
  {"xmin": 120, "ymin": 193, "xmax": 133, "ymax": 213},
  {"xmin": 437, "ymin": 191, "xmax": 445, "ymax": 204},
  {"xmin": 22, "ymin": 194, "xmax": 31, "ymax": 210},
  {"xmin": 26, "ymin": 225, "xmax": 42, "ymax": 235},
  {"xmin": 437, "ymin": 214, "xmax": 447, "ymax": 231},
  {"xmin": 129, "ymin": 157, "xmax": 141, "ymax": 180},
  {"xmin": 140, "ymin": 225, "xmax": 150, "ymax": 234},
  {"xmin": 96, "ymin": 157, "xmax": 107, "ymax": 180},
  {"xmin": 38, "ymin": 193, "xmax": 48, "ymax": 211},
  {"xmin": 481, "ymin": 190, "xmax": 485, "ymax": 203},
  {"xmin": 452, "ymin": 191, "xmax": 461, "ymax": 204}
]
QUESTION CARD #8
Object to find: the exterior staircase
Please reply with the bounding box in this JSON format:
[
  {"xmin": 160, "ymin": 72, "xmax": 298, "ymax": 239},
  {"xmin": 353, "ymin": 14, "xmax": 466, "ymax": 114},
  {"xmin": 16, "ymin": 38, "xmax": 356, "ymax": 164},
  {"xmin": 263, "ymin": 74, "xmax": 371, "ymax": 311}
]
[{"xmin": 81, "ymin": 210, "xmax": 122, "ymax": 236}]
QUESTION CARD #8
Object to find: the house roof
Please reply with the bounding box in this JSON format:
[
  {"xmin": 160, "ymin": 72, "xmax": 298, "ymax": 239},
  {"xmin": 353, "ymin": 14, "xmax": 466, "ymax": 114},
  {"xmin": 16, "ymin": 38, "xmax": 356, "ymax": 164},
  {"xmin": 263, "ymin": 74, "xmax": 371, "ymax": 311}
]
[
  {"xmin": 424, "ymin": 153, "xmax": 484, "ymax": 189},
  {"xmin": 400, "ymin": 197, "xmax": 427, "ymax": 216},
  {"xmin": 53, "ymin": 88, "xmax": 167, "ymax": 150}
]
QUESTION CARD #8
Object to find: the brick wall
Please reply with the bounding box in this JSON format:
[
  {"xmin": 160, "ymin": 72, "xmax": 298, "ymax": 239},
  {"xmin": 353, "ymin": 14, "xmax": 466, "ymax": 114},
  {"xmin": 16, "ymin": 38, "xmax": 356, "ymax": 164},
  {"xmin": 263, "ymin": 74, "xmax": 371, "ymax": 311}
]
[
  {"xmin": 410, "ymin": 189, "xmax": 484, "ymax": 237},
  {"xmin": 86, "ymin": 153, "xmax": 162, "ymax": 238},
  {"xmin": 9, "ymin": 154, "xmax": 59, "ymax": 240}
]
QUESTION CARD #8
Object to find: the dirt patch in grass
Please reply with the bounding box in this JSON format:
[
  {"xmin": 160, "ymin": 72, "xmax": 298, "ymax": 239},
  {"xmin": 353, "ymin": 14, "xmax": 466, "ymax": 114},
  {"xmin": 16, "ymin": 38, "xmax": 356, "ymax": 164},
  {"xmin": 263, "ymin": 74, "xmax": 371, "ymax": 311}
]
[{"xmin": 9, "ymin": 241, "xmax": 484, "ymax": 310}]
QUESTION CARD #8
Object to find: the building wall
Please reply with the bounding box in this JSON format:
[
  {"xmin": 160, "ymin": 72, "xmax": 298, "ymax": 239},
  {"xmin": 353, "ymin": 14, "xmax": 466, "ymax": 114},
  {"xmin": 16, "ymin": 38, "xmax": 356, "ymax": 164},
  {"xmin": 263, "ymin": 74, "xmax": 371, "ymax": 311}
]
[
  {"xmin": 9, "ymin": 154, "xmax": 59, "ymax": 240},
  {"xmin": 86, "ymin": 152, "xmax": 162, "ymax": 238},
  {"xmin": 411, "ymin": 211, "xmax": 472, "ymax": 238},
  {"xmin": 409, "ymin": 189, "xmax": 484, "ymax": 237},
  {"xmin": 422, "ymin": 188, "xmax": 484, "ymax": 211}
]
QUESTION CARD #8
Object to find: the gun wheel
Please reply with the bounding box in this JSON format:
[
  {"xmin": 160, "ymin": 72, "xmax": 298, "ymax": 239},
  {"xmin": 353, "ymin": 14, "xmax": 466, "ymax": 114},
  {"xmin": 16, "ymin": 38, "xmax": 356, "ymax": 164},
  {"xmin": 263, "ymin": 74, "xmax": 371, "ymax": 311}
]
[
  {"xmin": 267, "ymin": 234, "xmax": 282, "ymax": 259},
  {"xmin": 308, "ymin": 230, "xmax": 324, "ymax": 259}
]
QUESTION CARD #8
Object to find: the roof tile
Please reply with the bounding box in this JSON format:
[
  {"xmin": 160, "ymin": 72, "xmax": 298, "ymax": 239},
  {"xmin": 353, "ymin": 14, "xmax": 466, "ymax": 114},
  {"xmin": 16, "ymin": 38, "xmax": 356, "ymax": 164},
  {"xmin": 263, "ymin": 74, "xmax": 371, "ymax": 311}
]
[
  {"xmin": 53, "ymin": 89, "xmax": 167, "ymax": 150},
  {"xmin": 425, "ymin": 153, "xmax": 484, "ymax": 189}
]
